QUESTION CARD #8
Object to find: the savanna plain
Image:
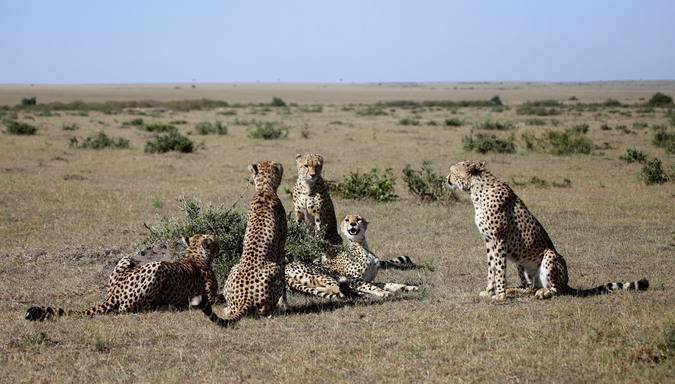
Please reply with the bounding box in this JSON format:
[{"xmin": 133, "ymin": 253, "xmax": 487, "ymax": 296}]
[{"xmin": 1, "ymin": 81, "xmax": 674, "ymax": 383}]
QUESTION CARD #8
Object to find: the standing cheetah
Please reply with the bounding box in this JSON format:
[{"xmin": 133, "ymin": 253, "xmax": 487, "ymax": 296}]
[{"xmin": 446, "ymin": 160, "xmax": 649, "ymax": 300}]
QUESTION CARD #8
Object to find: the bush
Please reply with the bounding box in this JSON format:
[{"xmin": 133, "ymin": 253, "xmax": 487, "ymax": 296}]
[
  {"xmin": 355, "ymin": 106, "xmax": 388, "ymax": 116},
  {"xmin": 271, "ymin": 97, "xmax": 286, "ymax": 107},
  {"xmin": 21, "ymin": 97, "xmax": 37, "ymax": 106},
  {"xmin": 140, "ymin": 123, "xmax": 176, "ymax": 133},
  {"xmin": 333, "ymin": 167, "xmax": 397, "ymax": 202},
  {"xmin": 70, "ymin": 131, "xmax": 129, "ymax": 149},
  {"xmin": 653, "ymin": 128, "xmax": 675, "ymax": 154},
  {"xmin": 402, "ymin": 161, "xmax": 458, "ymax": 204},
  {"xmin": 639, "ymin": 158, "xmax": 669, "ymax": 185},
  {"xmin": 570, "ymin": 123, "xmax": 589, "ymax": 134},
  {"xmin": 523, "ymin": 128, "xmax": 593, "ymax": 155},
  {"xmin": 61, "ymin": 123, "xmax": 79, "ymax": 131},
  {"xmin": 619, "ymin": 147, "xmax": 648, "ymax": 163},
  {"xmin": 647, "ymin": 92, "xmax": 673, "ymax": 107},
  {"xmin": 194, "ymin": 120, "xmax": 228, "ymax": 135},
  {"xmin": 247, "ymin": 121, "xmax": 288, "ymax": 140},
  {"xmin": 462, "ymin": 133, "xmax": 516, "ymax": 154},
  {"xmin": 4, "ymin": 120, "xmax": 37, "ymax": 135},
  {"xmin": 123, "ymin": 118, "xmax": 144, "ymax": 127},
  {"xmin": 545, "ymin": 130, "xmax": 593, "ymax": 155},
  {"xmin": 143, "ymin": 195, "xmax": 340, "ymax": 281},
  {"xmin": 144, "ymin": 132, "xmax": 194, "ymax": 153},
  {"xmin": 444, "ymin": 118, "xmax": 464, "ymax": 127},
  {"xmin": 476, "ymin": 120, "xmax": 513, "ymax": 131},
  {"xmin": 398, "ymin": 117, "xmax": 420, "ymax": 126}
]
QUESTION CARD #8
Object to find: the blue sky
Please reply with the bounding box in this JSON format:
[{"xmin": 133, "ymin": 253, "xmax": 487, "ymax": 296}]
[{"xmin": 1, "ymin": 1, "xmax": 673, "ymax": 84}]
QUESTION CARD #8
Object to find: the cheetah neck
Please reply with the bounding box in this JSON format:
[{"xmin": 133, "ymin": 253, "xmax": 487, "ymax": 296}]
[
  {"xmin": 348, "ymin": 236, "xmax": 369, "ymax": 253},
  {"xmin": 299, "ymin": 176, "xmax": 323, "ymax": 194}
]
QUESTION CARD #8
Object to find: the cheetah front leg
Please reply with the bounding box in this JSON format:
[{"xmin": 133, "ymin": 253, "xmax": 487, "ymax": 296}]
[
  {"xmin": 481, "ymin": 241, "xmax": 508, "ymax": 300},
  {"xmin": 480, "ymin": 246, "xmax": 496, "ymax": 298}
]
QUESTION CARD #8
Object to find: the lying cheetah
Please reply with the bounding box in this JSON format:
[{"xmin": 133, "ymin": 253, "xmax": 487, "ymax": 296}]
[
  {"xmin": 285, "ymin": 261, "xmax": 350, "ymax": 300},
  {"xmin": 192, "ymin": 161, "xmax": 287, "ymax": 326},
  {"xmin": 317, "ymin": 214, "xmax": 419, "ymax": 296},
  {"xmin": 446, "ymin": 160, "xmax": 649, "ymax": 300},
  {"xmin": 26, "ymin": 235, "xmax": 219, "ymax": 321},
  {"xmin": 293, "ymin": 154, "xmax": 342, "ymax": 246}
]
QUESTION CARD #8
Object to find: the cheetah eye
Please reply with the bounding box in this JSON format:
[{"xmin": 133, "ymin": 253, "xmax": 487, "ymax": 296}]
[
  {"xmin": 344, "ymin": 218, "xmax": 349, "ymax": 221},
  {"xmin": 304, "ymin": 165, "xmax": 309, "ymax": 168}
]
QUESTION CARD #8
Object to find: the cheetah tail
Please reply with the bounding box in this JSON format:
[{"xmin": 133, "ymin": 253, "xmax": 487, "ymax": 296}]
[
  {"xmin": 379, "ymin": 255, "xmax": 416, "ymax": 270},
  {"xmin": 190, "ymin": 295, "xmax": 246, "ymax": 328},
  {"xmin": 25, "ymin": 302, "xmax": 113, "ymax": 321},
  {"xmin": 568, "ymin": 278, "xmax": 649, "ymax": 297},
  {"xmin": 25, "ymin": 306, "xmax": 69, "ymax": 321}
]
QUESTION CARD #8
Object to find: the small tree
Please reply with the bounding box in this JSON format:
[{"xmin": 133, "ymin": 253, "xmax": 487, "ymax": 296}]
[{"xmin": 647, "ymin": 92, "xmax": 673, "ymax": 107}]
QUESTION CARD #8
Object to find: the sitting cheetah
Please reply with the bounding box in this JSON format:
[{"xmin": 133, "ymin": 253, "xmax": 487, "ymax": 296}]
[
  {"xmin": 446, "ymin": 160, "xmax": 649, "ymax": 300},
  {"xmin": 293, "ymin": 154, "xmax": 343, "ymax": 246},
  {"xmin": 317, "ymin": 214, "xmax": 419, "ymax": 296},
  {"xmin": 26, "ymin": 235, "xmax": 219, "ymax": 321},
  {"xmin": 192, "ymin": 161, "xmax": 287, "ymax": 327}
]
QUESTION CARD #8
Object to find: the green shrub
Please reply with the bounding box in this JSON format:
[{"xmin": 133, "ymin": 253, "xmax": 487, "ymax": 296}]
[
  {"xmin": 545, "ymin": 130, "xmax": 593, "ymax": 155},
  {"xmin": 144, "ymin": 132, "xmax": 194, "ymax": 153},
  {"xmin": 271, "ymin": 97, "xmax": 286, "ymax": 107},
  {"xmin": 398, "ymin": 117, "xmax": 420, "ymax": 126},
  {"xmin": 639, "ymin": 158, "xmax": 669, "ymax": 185},
  {"xmin": 462, "ymin": 133, "xmax": 516, "ymax": 154},
  {"xmin": 140, "ymin": 123, "xmax": 177, "ymax": 133},
  {"xmin": 444, "ymin": 118, "xmax": 464, "ymax": 127},
  {"xmin": 402, "ymin": 161, "xmax": 458, "ymax": 204},
  {"xmin": 123, "ymin": 118, "xmax": 144, "ymax": 126},
  {"xmin": 570, "ymin": 123, "xmax": 589, "ymax": 134},
  {"xmin": 653, "ymin": 128, "xmax": 675, "ymax": 154},
  {"xmin": 143, "ymin": 195, "xmax": 339, "ymax": 281},
  {"xmin": 4, "ymin": 120, "xmax": 37, "ymax": 135},
  {"xmin": 516, "ymin": 100, "xmax": 562, "ymax": 116},
  {"xmin": 647, "ymin": 92, "xmax": 673, "ymax": 107},
  {"xmin": 61, "ymin": 123, "xmax": 79, "ymax": 131},
  {"xmin": 247, "ymin": 121, "xmax": 288, "ymax": 140},
  {"xmin": 476, "ymin": 120, "xmax": 513, "ymax": 131},
  {"xmin": 21, "ymin": 97, "xmax": 37, "ymax": 106},
  {"xmin": 333, "ymin": 167, "xmax": 397, "ymax": 202},
  {"xmin": 525, "ymin": 118, "xmax": 547, "ymax": 126},
  {"xmin": 70, "ymin": 131, "xmax": 129, "ymax": 149},
  {"xmin": 619, "ymin": 147, "xmax": 648, "ymax": 163},
  {"xmin": 355, "ymin": 106, "xmax": 388, "ymax": 116},
  {"xmin": 194, "ymin": 120, "xmax": 228, "ymax": 135},
  {"xmin": 633, "ymin": 122, "xmax": 649, "ymax": 129}
]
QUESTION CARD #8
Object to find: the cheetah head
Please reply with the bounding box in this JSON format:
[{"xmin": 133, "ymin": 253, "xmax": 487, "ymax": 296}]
[
  {"xmin": 295, "ymin": 154, "xmax": 324, "ymax": 183},
  {"xmin": 248, "ymin": 160, "xmax": 284, "ymax": 192},
  {"xmin": 341, "ymin": 214, "xmax": 368, "ymax": 242},
  {"xmin": 182, "ymin": 234, "xmax": 219, "ymax": 263},
  {"xmin": 446, "ymin": 161, "xmax": 485, "ymax": 192}
]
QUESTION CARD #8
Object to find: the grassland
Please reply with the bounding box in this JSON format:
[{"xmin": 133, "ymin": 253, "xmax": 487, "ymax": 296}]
[{"xmin": 1, "ymin": 82, "xmax": 674, "ymax": 383}]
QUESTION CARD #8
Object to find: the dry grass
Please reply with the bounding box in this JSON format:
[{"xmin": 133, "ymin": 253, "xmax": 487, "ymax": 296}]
[{"xmin": 1, "ymin": 82, "xmax": 674, "ymax": 383}]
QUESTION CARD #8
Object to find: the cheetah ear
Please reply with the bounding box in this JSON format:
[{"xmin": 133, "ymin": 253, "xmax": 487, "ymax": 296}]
[
  {"xmin": 361, "ymin": 217, "xmax": 369, "ymax": 228},
  {"xmin": 248, "ymin": 163, "xmax": 258, "ymax": 175},
  {"xmin": 316, "ymin": 154, "xmax": 324, "ymax": 163},
  {"xmin": 467, "ymin": 161, "xmax": 485, "ymax": 175},
  {"xmin": 182, "ymin": 236, "xmax": 191, "ymax": 247},
  {"xmin": 295, "ymin": 154, "xmax": 302, "ymax": 160},
  {"xmin": 201, "ymin": 238, "xmax": 212, "ymax": 250},
  {"xmin": 274, "ymin": 162, "xmax": 283, "ymax": 175}
]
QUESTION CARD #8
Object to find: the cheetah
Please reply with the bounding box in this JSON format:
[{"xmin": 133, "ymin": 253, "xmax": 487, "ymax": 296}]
[
  {"xmin": 25, "ymin": 235, "xmax": 220, "ymax": 321},
  {"xmin": 285, "ymin": 261, "xmax": 350, "ymax": 300},
  {"xmin": 446, "ymin": 160, "xmax": 649, "ymax": 300},
  {"xmin": 316, "ymin": 214, "xmax": 419, "ymax": 297},
  {"xmin": 192, "ymin": 161, "xmax": 287, "ymax": 327},
  {"xmin": 292, "ymin": 154, "xmax": 342, "ymax": 246}
]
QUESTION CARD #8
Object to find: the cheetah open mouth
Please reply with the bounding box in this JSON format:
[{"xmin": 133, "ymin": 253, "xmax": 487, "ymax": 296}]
[{"xmin": 347, "ymin": 227, "xmax": 360, "ymax": 236}]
